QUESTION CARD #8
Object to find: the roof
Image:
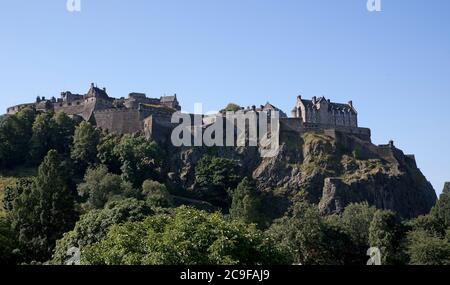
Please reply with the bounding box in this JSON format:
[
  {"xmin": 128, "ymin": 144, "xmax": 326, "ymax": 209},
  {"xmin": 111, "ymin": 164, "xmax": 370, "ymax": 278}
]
[
  {"xmin": 299, "ymin": 97, "xmax": 356, "ymax": 114},
  {"xmin": 160, "ymin": 95, "xmax": 177, "ymax": 103},
  {"xmin": 86, "ymin": 85, "xmax": 109, "ymax": 99},
  {"xmin": 255, "ymin": 102, "xmax": 288, "ymax": 117}
]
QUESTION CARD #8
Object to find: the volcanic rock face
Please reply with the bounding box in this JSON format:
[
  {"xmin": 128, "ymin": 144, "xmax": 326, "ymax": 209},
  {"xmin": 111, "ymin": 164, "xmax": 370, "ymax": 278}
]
[{"xmin": 165, "ymin": 131, "xmax": 437, "ymax": 219}]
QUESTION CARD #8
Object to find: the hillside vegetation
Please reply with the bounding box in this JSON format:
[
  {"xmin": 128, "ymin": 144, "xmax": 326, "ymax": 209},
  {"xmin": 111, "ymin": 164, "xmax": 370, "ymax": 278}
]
[{"xmin": 0, "ymin": 107, "xmax": 448, "ymax": 265}]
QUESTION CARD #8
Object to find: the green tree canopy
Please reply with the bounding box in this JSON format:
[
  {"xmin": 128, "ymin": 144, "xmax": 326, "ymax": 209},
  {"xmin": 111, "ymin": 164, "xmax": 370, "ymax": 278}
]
[
  {"xmin": 82, "ymin": 206, "xmax": 287, "ymax": 265},
  {"xmin": 114, "ymin": 135, "xmax": 162, "ymax": 188},
  {"xmin": 268, "ymin": 201, "xmax": 330, "ymax": 265},
  {"xmin": 97, "ymin": 132, "xmax": 122, "ymax": 174},
  {"xmin": 29, "ymin": 112, "xmax": 56, "ymax": 164},
  {"xmin": 141, "ymin": 180, "xmax": 172, "ymax": 208},
  {"xmin": 51, "ymin": 111, "xmax": 76, "ymax": 155},
  {"xmin": 341, "ymin": 202, "xmax": 377, "ymax": 248},
  {"xmin": 430, "ymin": 185, "xmax": 450, "ymax": 230},
  {"xmin": 0, "ymin": 216, "xmax": 20, "ymax": 265},
  {"xmin": 71, "ymin": 121, "xmax": 100, "ymax": 172},
  {"xmin": 9, "ymin": 150, "xmax": 76, "ymax": 261},
  {"xmin": 369, "ymin": 210, "xmax": 406, "ymax": 265},
  {"xmin": 194, "ymin": 155, "xmax": 241, "ymax": 208},
  {"xmin": 230, "ymin": 177, "xmax": 263, "ymax": 226},
  {"xmin": 406, "ymin": 229, "xmax": 450, "ymax": 265},
  {"xmin": 78, "ymin": 165, "xmax": 135, "ymax": 211},
  {"xmin": 220, "ymin": 103, "xmax": 242, "ymax": 113},
  {"xmin": 0, "ymin": 108, "xmax": 36, "ymax": 167},
  {"xmin": 51, "ymin": 198, "xmax": 153, "ymax": 264}
]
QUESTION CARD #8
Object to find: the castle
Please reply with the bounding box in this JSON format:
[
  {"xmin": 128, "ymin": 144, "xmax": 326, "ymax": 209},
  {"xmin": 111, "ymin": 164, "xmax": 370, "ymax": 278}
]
[
  {"xmin": 6, "ymin": 84, "xmax": 371, "ymax": 142},
  {"xmin": 7, "ymin": 83, "xmax": 180, "ymax": 142}
]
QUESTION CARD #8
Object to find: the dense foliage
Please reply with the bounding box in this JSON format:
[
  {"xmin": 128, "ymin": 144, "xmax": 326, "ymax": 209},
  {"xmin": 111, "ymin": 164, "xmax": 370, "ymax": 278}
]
[
  {"xmin": 194, "ymin": 155, "xmax": 241, "ymax": 208},
  {"xmin": 8, "ymin": 150, "xmax": 76, "ymax": 262},
  {"xmin": 50, "ymin": 198, "xmax": 153, "ymax": 264},
  {"xmin": 81, "ymin": 206, "xmax": 287, "ymax": 265}
]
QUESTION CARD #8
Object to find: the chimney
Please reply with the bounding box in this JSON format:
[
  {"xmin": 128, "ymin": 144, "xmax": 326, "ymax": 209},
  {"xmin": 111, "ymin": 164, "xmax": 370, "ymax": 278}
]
[
  {"xmin": 103, "ymin": 87, "xmax": 106, "ymax": 92},
  {"xmin": 90, "ymin": 83, "xmax": 95, "ymax": 88},
  {"xmin": 312, "ymin": 96, "xmax": 317, "ymax": 104},
  {"xmin": 348, "ymin": 100, "xmax": 353, "ymax": 108}
]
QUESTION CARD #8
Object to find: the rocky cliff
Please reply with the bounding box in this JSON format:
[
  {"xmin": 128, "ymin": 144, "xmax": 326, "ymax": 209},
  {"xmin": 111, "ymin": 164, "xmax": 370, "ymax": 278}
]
[{"xmin": 164, "ymin": 131, "xmax": 437, "ymax": 220}]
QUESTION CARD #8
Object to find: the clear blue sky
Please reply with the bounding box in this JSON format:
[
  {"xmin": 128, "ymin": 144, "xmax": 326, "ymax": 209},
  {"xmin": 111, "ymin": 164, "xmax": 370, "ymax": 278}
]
[{"xmin": 1, "ymin": 0, "xmax": 449, "ymax": 194}]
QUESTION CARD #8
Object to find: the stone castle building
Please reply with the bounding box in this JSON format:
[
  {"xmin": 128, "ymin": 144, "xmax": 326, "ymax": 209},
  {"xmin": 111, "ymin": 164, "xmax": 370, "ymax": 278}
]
[
  {"xmin": 6, "ymin": 84, "xmax": 371, "ymax": 142},
  {"xmin": 291, "ymin": 96, "xmax": 357, "ymax": 127},
  {"xmin": 7, "ymin": 83, "xmax": 180, "ymax": 142}
]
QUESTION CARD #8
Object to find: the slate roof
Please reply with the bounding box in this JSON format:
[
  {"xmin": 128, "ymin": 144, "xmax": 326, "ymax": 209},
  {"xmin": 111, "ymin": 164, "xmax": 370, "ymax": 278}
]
[
  {"xmin": 86, "ymin": 85, "xmax": 109, "ymax": 99},
  {"xmin": 299, "ymin": 97, "xmax": 356, "ymax": 114},
  {"xmin": 160, "ymin": 95, "xmax": 177, "ymax": 103}
]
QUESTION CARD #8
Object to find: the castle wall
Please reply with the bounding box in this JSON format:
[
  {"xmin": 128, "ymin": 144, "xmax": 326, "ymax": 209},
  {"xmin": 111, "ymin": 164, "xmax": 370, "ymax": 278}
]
[
  {"xmin": 53, "ymin": 100, "xmax": 85, "ymax": 116},
  {"xmin": 280, "ymin": 118, "xmax": 371, "ymax": 141},
  {"xmin": 280, "ymin": 118, "xmax": 303, "ymax": 132},
  {"xmin": 7, "ymin": 103, "xmax": 36, "ymax": 114},
  {"xmin": 144, "ymin": 115, "xmax": 175, "ymax": 144},
  {"xmin": 138, "ymin": 104, "xmax": 176, "ymax": 121},
  {"xmin": 94, "ymin": 108, "xmax": 143, "ymax": 134}
]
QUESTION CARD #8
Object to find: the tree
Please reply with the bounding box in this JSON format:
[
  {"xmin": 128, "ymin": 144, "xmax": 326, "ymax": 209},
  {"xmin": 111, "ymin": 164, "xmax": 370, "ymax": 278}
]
[
  {"xmin": 368, "ymin": 210, "xmax": 405, "ymax": 265},
  {"xmin": 9, "ymin": 150, "xmax": 76, "ymax": 261},
  {"xmin": 404, "ymin": 184, "xmax": 450, "ymax": 264},
  {"xmin": 0, "ymin": 108, "xmax": 36, "ymax": 168},
  {"xmin": 0, "ymin": 216, "xmax": 20, "ymax": 264},
  {"xmin": 341, "ymin": 203, "xmax": 376, "ymax": 246},
  {"xmin": 78, "ymin": 165, "xmax": 135, "ymax": 211},
  {"xmin": 220, "ymin": 103, "xmax": 242, "ymax": 114},
  {"xmin": 322, "ymin": 216, "xmax": 363, "ymax": 265},
  {"xmin": 430, "ymin": 184, "xmax": 450, "ymax": 230},
  {"xmin": 16, "ymin": 107, "xmax": 37, "ymax": 132},
  {"xmin": 267, "ymin": 201, "xmax": 329, "ymax": 265},
  {"xmin": 29, "ymin": 112, "xmax": 56, "ymax": 164},
  {"xmin": 194, "ymin": 155, "xmax": 241, "ymax": 208},
  {"xmin": 50, "ymin": 198, "xmax": 153, "ymax": 264},
  {"xmin": 230, "ymin": 177, "xmax": 263, "ymax": 226},
  {"xmin": 114, "ymin": 135, "xmax": 161, "ymax": 188},
  {"xmin": 141, "ymin": 180, "xmax": 172, "ymax": 208},
  {"xmin": 444, "ymin": 182, "xmax": 450, "ymax": 193},
  {"xmin": 81, "ymin": 206, "xmax": 287, "ymax": 265},
  {"xmin": 3, "ymin": 178, "xmax": 34, "ymax": 212},
  {"xmin": 71, "ymin": 121, "xmax": 100, "ymax": 172},
  {"xmin": 51, "ymin": 111, "xmax": 76, "ymax": 155},
  {"xmin": 97, "ymin": 132, "xmax": 122, "ymax": 173},
  {"xmin": 406, "ymin": 229, "xmax": 450, "ymax": 265}
]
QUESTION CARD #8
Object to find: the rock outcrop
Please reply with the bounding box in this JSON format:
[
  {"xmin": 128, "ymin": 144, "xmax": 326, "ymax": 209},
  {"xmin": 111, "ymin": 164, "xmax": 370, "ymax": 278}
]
[{"xmin": 164, "ymin": 131, "xmax": 437, "ymax": 220}]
